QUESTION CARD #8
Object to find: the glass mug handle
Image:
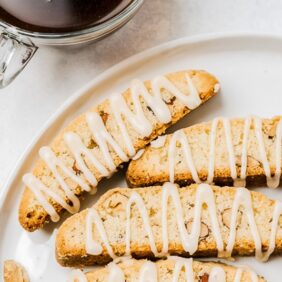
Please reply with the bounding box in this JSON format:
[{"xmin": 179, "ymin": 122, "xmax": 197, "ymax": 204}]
[{"xmin": 0, "ymin": 29, "xmax": 38, "ymax": 88}]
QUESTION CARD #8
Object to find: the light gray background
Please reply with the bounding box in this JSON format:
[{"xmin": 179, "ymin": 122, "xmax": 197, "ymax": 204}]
[{"xmin": 1, "ymin": 0, "xmax": 282, "ymax": 188}]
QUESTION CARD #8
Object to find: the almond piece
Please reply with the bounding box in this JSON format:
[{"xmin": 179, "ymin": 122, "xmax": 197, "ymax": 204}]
[
  {"xmin": 235, "ymin": 154, "xmax": 262, "ymax": 168},
  {"xmin": 200, "ymin": 273, "xmax": 209, "ymax": 282},
  {"xmin": 222, "ymin": 208, "xmax": 242, "ymax": 229},
  {"xmin": 105, "ymin": 192, "xmax": 128, "ymax": 212},
  {"xmin": 247, "ymin": 155, "xmax": 262, "ymax": 167},
  {"xmin": 185, "ymin": 220, "xmax": 209, "ymax": 239}
]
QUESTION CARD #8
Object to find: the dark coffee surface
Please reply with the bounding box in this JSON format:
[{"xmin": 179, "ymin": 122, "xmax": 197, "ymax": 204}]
[{"xmin": 0, "ymin": 0, "xmax": 132, "ymax": 33}]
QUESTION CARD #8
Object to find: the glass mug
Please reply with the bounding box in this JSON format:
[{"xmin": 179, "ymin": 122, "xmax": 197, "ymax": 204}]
[{"xmin": 0, "ymin": 0, "xmax": 143, "ymax": 88}]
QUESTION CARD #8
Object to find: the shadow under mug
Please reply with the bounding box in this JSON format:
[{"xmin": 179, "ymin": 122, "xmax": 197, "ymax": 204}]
[{"xmin": 0, "ymin": 0, "xmax": 143, "ymax": 88}]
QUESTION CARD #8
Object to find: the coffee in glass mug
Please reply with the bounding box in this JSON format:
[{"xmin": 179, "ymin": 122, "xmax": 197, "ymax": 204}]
[
  {"xmin": 0, "ymin": 0, "xmax": 143, "ymax": 87},
  {"xmin": 0, "ymin": 0, "xmax": 133, "ymax": 33}
]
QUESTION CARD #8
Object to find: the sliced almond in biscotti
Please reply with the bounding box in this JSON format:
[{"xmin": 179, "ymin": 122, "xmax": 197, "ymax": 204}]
[
  {"xmin": 126, "ymin": 116, "xmax": 282, "ymax": 188},
  {"xmin": 18, "ymin": 70, "xmax": 219, "ymax": 232},
  {"xmin": 69, "ymin": 257, "xmax": 265, "ymax": 282},
  {"xmin": 55, "ymin": 183, "xmax": 282, "ymax": 267}
]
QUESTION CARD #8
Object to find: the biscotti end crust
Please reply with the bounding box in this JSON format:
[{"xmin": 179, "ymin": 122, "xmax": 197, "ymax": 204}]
[{"xmin": 19, "ymin": 70, "xmax": 219, "ymax": 232}]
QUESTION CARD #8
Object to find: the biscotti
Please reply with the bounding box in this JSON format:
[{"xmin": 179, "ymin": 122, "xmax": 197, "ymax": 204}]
[
  {"xmin": 18, "ymin": 70, "xmax": 219, "ymax": 232},
  {"xmin": 126, "ymin": 116, "xmax": 282, "ymax": 188},
  {"xmin": 56, "ymin": 183, "xmax": 282, "ymax": 267},
  {"xmin": 69, "ymin": 257, "xmax": 264, "ymax": 282},
  {"xmin": 3, "ymin": 260, "xmax": 29, "ymax": 282}
]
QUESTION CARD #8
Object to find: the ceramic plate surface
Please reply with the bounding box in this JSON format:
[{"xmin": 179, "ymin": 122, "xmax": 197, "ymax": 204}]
[{"xmin": 1, "ymin": 33, "xmax": 282, "ymax": 281}]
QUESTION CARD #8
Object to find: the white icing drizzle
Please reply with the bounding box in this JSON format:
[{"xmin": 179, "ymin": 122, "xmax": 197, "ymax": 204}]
[
  {"xmin": 224, "ymin": 188, "xmax": 261, "ymax": 259},
  {"xmin": 168, "ymin": 116, "xmax": 282, "ymax": 188},
  {"xmin": 86, "ymin": 208, "xmax": 116, "ymax": 258},
  {"xmin": 23, "ymin": 74, "xmax": 200, "ymax": 221},
  {"xmin": 161, "ymin": 183, "xmax": 223, "ymax": 255},
  {"xmin": 153, "ymin": 74, "xmax": 201, "ymax": 111},
  {"xmin": 234, "ymin": 269, "xmax": 243, "ymax": 282},
  {"xmin": 86, "ymin": 112, "xmax": 129, "ymax": 171},
  {"xmin": 81, "ymin": 256, "xmax": 258, "ymax": 282},
  {"xmin": 209, "ymin": 266, "xmax": 226, "ymax": 282},
  {"xmin": 168, "ymin": 256, "xmax": 257, "ymax": 282},
  {"xmin": 22, "ymin": 174, "xmax": 60, "ymax": 222},
  {"xmin": 234, "ymin": 117, "xmax": 252, "ymax": 187},
  {"xmin": 234, "ymin": 266, "xmax": 259, "ymax": 282},
  {"xmin": 253, "ymin": 116, "xmax": 282, "ymax": 188},
  {"xmin": 224, "ymin": 187, "xmax": 282, "ymax": 261},
  {"xmin": 261, "ymin": 201, "xmax": 282, "ymax": 261},
  {"xmin": 110, "ymin": 75, "xmax": 200, "ymax": 156},
  {"xmin": 132, "ymin": 149, "xmax": 145, "ymax": 160},
  {"xmin": 222, "ymin": 118, "xmax": 237, "ymax": 181},
  {"xmin": 64, "ymin": 132, "xmax": 109, "ymax": 187},
  {"xmin": 169, "ymin": 129, "xmax": 200, "ymax": 184},
  {"xmin": 207, "ymin": 117, "xmax": 237, "ymax": 184},
  {"xmin": 138, "ymin": 261, "xmax": 158, "ymax": 282},
  {"xmin": 85, "ymin": 182, "xmax": 281, "ymax": 262},
  {"xmin": 39, "ymin": 147, "xmax": 82, "ymax": 213},
  {"xmin": 206, "ymin": 118, "xmax": 220, "ymax": 184},
  {"xmin": 168, "ymin": 256, "xmax": 194, "ymax": 282},
  {"xmin": 105, "ymin": 259, "xmax": 159, "ymax": 282},
  {"xmin": 250, "ymin": 272, "xmax": 259, "ymax": 282},
  {"xmin": 150, "ymin": 136, "xmax": 166, "ymax": 148},
  {"xmin": 68, "ymin": 269, "xmax": 87, "ymax": 282},
  {"xmin": 125, "ymin": 191, "xmax": 160, "ymax": 256},
  {"xmin": 107, "ymin": 261, "xmax": 125, "ymax": 282}
]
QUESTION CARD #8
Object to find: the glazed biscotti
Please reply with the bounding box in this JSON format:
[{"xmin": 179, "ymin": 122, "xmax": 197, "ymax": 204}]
[
  {"xmin": 19, "ymin": 70, "xmax": 219, "ymax": 232},
  {"xmin": 127, "ymin": 116, "xmax": 282, "ymax": 188},
  {"xmin": 56, "ymin": 183, "xmax": 282, "ymax": 267},
  {"xmin": 69, "ymin": 257, "xmax": 264, "ymax": 282}
]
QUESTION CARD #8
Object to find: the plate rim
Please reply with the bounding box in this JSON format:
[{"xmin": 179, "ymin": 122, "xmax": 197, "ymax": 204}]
[{"xmin": 2, "ymin": 31, "xmax": 282, "ymax": 213}]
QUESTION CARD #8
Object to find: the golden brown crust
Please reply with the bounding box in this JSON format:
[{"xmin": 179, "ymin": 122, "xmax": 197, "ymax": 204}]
[
  {"xmin": 126, "ymin": 117, "xmax": 282, "ymax": 188},
  {"xmin": 80, "ymin": 258, "xmax": 265, "ymax": 282},
  {"xmin": 18, "ymin": 70, "xmax": 219, "ymax": 232},
  {"xmin": 56, "ymin": 184, "xmax": 282, "ymax": 267},
  {"xmin": 3, "ymin": 260, "xmax": 29, "ymax": 282}
]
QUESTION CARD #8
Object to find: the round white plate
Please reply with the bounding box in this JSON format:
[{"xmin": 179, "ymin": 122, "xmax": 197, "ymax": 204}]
[{"xmin": 1, "ymin": 33, "xmax": 282, "ymax": 281}]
